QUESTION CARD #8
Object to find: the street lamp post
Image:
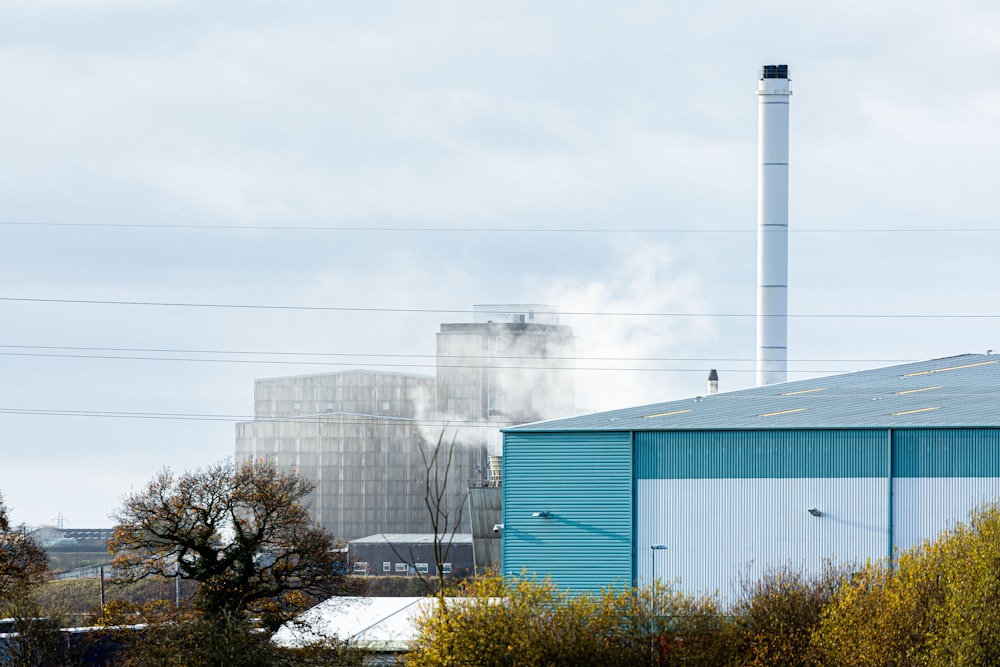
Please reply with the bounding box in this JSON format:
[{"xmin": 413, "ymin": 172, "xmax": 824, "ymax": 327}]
[
  {"xmin": 650, "ymin": 544, "xmax": 668, "ymax": 592},
  {"xmin": 649, "ymin": 545, "xmax": 668, "ymax": 665}
]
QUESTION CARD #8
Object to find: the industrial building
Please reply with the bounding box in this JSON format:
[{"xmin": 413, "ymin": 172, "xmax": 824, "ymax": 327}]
[
  {"xmin": 348, "ymin": 533, "xmax": 474, "ymax": 578},
  {"xmin": 235, "ymin": 373, "xmax": 478, "ymax": 540},
  {"xmin": 501, "ymin": 354, "xmax": 1000, "ymax": 597},
  {"xmin": 236, "ymin": 305, "xmax": 574, "ymax": 543},
  {"xmin": 437, "ymin": 305, "xmax": 574, "ymax": 426}
]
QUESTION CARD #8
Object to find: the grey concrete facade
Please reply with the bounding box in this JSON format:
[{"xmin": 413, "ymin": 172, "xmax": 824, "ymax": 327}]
[
  {"xmin": 237, "ymin": 412, "xmax": 483, "ymax": 540},
  {"xmin": 252, "ymin": 370, "xmax": 435, "ymax": 420},
  {"xmin": 236, "ymin": 306, "xmax": 575, "ymax": 545},
  {"xmin": 437, "ymin": 311, "xmax": 575, "ymax": 426}
]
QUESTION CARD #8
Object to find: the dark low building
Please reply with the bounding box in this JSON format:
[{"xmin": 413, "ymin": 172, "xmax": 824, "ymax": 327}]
[{"xmin": 348, "ymin": 534, "xmax": 473, "ymax": 577}]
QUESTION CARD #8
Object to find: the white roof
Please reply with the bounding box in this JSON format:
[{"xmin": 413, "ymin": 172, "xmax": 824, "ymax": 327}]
[
  {"xmin": 273, "ymin": 596, "xmax": 495, "ymax": 652},
  {"xmin": 272, "ymin": 596, "xmax": 436, "ymax": 652}
]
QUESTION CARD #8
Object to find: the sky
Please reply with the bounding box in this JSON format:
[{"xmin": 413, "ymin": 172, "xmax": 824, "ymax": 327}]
[{"xmin": 1, "ymin": 1, "xmax": 998, "ymax": 527}]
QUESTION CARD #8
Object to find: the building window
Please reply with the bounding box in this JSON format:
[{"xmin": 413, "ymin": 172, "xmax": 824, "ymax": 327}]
[
  {"xmin": 415, "ymin": 563, "xmax": 429, "ymax": 574},
  {"xmin": 442, "ymin": 563, "xmax": 452, "ymax": 574},
  {"xmin": 382, "ymin": 562, "xmax": 391, "ymax": 573},
  {"xmin": 395, "ymin": 563, "xmax": 408, "ymax": 573},
  {"xmin": 353, "ymin": 562, "xmax": 369, "ymax": 575}
]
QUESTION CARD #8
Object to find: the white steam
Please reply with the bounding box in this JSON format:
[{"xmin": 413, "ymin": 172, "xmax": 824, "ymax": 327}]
[{"xmin": 541, "ymin": 237, "xmax": 717, "ymax": 413}]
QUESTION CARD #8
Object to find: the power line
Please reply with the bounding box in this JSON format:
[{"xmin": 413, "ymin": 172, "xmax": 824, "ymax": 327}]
[
  {"xmin": 2, "ymin": 220, "xmax": 999, "ymax": 233},
  {"xmin": 0, "ymin": 350, "xmax": 859, "ymax": 373},
  {"xmin": 0, "ymin": 344, "xmax": 915, "ymax": 365},
  {"xmin": 0, "ymin": 407, "xmax": 524, "ymax": 428},
  {"xmin": 1, "ymin": 296, "xmax": 998, "ymax": 318}
]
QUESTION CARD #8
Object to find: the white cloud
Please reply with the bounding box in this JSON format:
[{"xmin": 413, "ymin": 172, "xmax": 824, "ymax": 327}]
[{"xmin": 2, "ymin": 1, "xmax": 1000, "ymax": 526}]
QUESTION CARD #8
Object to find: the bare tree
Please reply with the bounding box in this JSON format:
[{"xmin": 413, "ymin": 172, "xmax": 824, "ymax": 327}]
[
  {"xmin": 419, "ymin": 427, "xmax": 469, "ymax": 602},
  {"xmin": 109, "ymin": 458, "xmax": 349, "ymax": 632}
]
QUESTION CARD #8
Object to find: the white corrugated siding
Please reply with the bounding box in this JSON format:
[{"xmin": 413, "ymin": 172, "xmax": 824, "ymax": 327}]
[
  {"xmin": 636, "ymin": 478, "xmax": 887, "ymax": 598},
  {"xmin": 893, "ymin": 477, "xmax": 1000, "ymax": 551}
]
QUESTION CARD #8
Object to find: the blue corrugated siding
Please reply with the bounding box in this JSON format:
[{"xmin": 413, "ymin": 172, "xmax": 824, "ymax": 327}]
[
  {"xmin": 503, "ymin": 431, "xmax": 633, "ymax": 593},
  {"xmin": 635, "ymin": 430, "xmax": 888, "ymax": 479},
  {"xmin": 893, "ymin": 429, "xmax": 1000, "ymax": 477}
]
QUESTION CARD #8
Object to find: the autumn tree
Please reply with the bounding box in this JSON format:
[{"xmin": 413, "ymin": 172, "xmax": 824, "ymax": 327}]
[
  {"xmin": 109, "ymin": 458, "xmax": 348, "ymax": 632},
  {"xmin": 0, "ymin": 492, "xmax": 49, "ymax": 607},
  {"xmin": 810, "ymin": 503, "xmax": 1000, "ymax": 666},
  {"xmin": 0, "ymin": 493, "xmax": 73, "ymax": 665}
]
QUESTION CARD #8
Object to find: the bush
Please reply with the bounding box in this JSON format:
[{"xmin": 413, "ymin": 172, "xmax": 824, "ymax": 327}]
[
  {"xmin": 810, "ymin": 552, "xmax": 944, "ymax": 666},
  {"xmin": 727, "ymin": 561, "xmax": 852, "ymax": 666},
  {"xmin": 924, "ymin": 504, "xmax": 1000, "ymax": 665},
  {"xmin": 406, "ymin": 575, "xmax": 731, "ymax": 667},
  {"xmin": 811, "ymin": 510, "xmax": 987, "ymax": 666}
]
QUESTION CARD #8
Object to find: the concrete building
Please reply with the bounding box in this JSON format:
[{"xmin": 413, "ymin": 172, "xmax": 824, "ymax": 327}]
[
  {"xmin": 237, "ymin": 306, "xmax": 575, "ymax": 543},
  {"xmin": 437, "ymin": 304, "xmax": 575, "ymax": 426},
  {"xmin": 501, "ymin": 353, "xmax": 1000, "ymax": 597}
]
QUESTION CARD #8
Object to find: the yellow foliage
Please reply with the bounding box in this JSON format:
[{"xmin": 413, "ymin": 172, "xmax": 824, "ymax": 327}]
[{"xmin": 406, "ymin": 574, "xmax": 729, "ymax": 667}]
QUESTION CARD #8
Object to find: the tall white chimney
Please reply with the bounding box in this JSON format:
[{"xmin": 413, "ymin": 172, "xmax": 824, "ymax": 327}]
[{"xmin": 756, "ymin": 64, "xmax": 791, "ymax": 386}]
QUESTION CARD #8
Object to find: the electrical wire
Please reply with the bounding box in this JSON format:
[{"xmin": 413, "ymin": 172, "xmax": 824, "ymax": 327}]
[
  {"xmin": 0, "ymin": 344, "xmax": 916, "ymax": 365},
  {"xmin": 0, "ymin": 407, "xmax": 525, "ymax": 428},
  {"xmin": 1, "ymin": 296, "xmax": 997, "ymax": 318},
  {"xmin": 3, "ymin": 220, "xmax": 1000, "ymax": 233},
  {"xmin": 0, "ymin": 350, "xmax": 858, "ymax": 373}
]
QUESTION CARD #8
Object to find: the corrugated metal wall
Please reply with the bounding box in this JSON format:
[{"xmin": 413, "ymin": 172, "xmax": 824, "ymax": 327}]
[
  {"xmin": 635, "ymin": 429, "xmax": 888, "ymax": 479},
  {"xmin": 892, "ymin": 428, "xmax": 1000, "ymax": 551},
  {"xmin": 893, "ymin": 428, "xmax": 1000, "ymax": 477},
  {"xmin": 503, "ymin": 431, "xmax": 632, "ymax": 592},
  {"xmin": 637, "ymin": 477, "xmax": 887, "ymax": 597},
  {"xmin": 635, "ymin": 430, "xmax": 889, "ymax": 598},
  {"xmin": 503, "ymin": 426, "xmax": 1000, "ymax": 597},
  {"xmin": 468, "ymin": 486, "xmax": 502, "ymax": 573}
]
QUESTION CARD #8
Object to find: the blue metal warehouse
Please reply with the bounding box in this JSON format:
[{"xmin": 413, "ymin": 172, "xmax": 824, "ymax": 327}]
[{"xmin": 501, "ymin": 354, "xmax": 1000, "ymax": 597}]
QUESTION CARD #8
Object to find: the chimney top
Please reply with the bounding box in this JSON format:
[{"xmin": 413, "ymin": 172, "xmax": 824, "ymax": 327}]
[
  {"xmin": 707, "ymin": 369, "xmax": 720, "ymax": 395},
  {"xmin": 760, "ymin": 64, "xmax": 789, "ymax": 80}
]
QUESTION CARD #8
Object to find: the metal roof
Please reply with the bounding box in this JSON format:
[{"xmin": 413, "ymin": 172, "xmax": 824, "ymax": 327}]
[
  {"xmin": 506, "ymin": 354, "xmax": 1000, "ymax": 432},
  {"xmin": 350, "ymin": 533, "xmax": 473, "ymax": 545}
]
